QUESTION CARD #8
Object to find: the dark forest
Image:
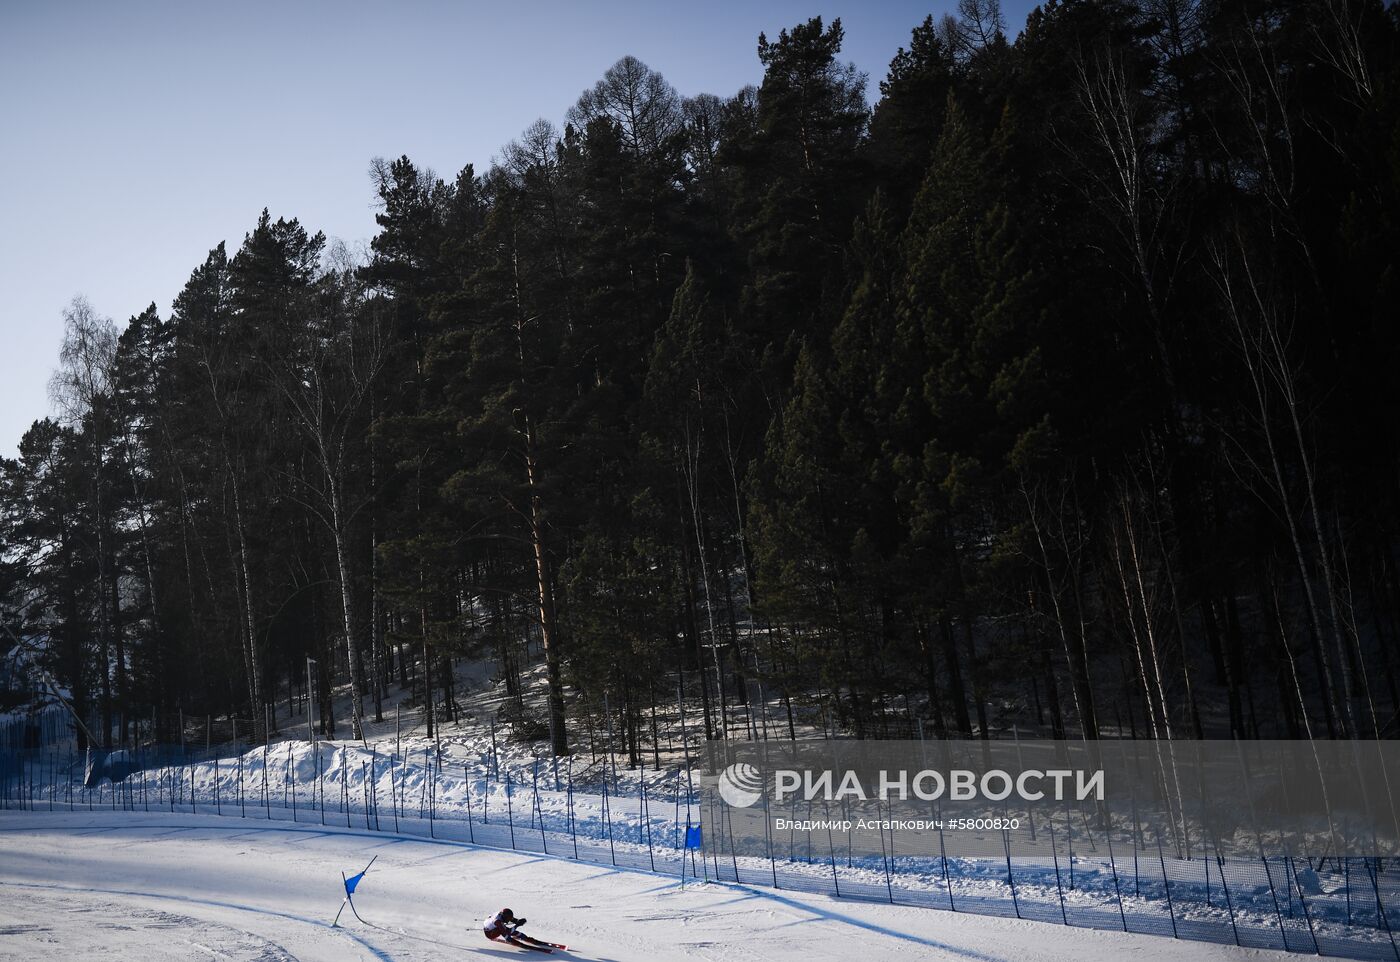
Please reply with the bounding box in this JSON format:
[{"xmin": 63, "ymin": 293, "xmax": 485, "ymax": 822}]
[{"xmin": 4, "ymin": 0, "xmax": 1400, "ymax": 758}]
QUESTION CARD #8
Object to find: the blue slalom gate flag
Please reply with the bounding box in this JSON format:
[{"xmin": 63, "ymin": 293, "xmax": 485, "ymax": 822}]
[
  {"xmin": 680, "ymin": 822, "xmax": 702, "ymax": 887},
  {"xmin": 332, "ymin": 855, "xmax": 378, "ymax": 926},
  {"xmin": 344, "ymin": 869, "xmax": 366, "ymax": 896}
]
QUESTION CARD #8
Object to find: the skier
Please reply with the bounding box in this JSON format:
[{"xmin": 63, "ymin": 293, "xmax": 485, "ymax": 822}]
[{"xmin": 482, "ymin": 907, "xmax": 568, "ymax": 953}]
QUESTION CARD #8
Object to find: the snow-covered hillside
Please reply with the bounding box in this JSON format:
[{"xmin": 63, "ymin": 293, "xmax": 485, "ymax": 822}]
[{"xmin": 0, "ymin": 810, "xmax": 1297, "ymax": 961}]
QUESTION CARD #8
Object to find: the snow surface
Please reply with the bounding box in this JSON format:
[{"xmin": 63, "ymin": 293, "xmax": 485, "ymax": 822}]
[
  {"xmin": 0, "ymin": 810, "xmax": 1298, "ymax": 961},
  {"xmin": 55, "ymin": 731, "xmax": 1397, "ymax": 954}
]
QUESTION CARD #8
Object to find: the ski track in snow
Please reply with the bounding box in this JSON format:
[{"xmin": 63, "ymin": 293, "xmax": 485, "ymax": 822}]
[
  {"xmin": 0, "ymin": 875, "xmax": 391, "ymax": 962},
  {"xmin": 0, "ymin": 811, "xmax": 1298, "ymax": 961},
  {"xmin": 0, "ymin": 885, "xmax": 300, "ymax": 961}
]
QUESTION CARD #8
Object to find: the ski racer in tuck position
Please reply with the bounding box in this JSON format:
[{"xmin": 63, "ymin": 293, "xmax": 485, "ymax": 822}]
[{"xmin": 483, "ymin": 907, "xmax": 568, "ymax": 953}]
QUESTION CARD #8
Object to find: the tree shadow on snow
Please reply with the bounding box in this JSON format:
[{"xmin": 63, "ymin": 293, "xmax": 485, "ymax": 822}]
[{"xmin": 682, "ymin": 883, "xmax": 1015, "ymax": 962}]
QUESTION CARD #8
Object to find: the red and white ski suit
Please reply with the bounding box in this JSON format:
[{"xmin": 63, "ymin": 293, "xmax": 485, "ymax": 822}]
[{"xmin": 483, "ymin": 909, "xmax": 522, "ymax": 942}]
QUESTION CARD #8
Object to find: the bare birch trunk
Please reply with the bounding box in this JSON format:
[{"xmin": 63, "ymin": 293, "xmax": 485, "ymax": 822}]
[
  {"xmin": 329, "ymin": 484, "xmax": 366, "ymax": 740},
  {"xmin": 1211, "ymin": 241, "xmax": 1347, "ymax": 734},
  {"xmin": 229, "ymin": 468, "xmax": 263, "ymax": 738}
]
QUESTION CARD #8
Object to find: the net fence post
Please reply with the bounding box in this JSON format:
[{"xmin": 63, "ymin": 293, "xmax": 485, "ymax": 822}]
[
  {"xmin": 397, "ymin": 747, "xmax": 405, "ymax": 823},
  {"xmin": 429, "ymin": 746, "xmax": 436, "ymax": 838},
  {"xmin": 824, "ymin": 798, "xmax": 840, "ymax": 897},
  {"xmin": 764, "ymin": 774, "xmax": 777, "ymax": 888},
  {"xmin": 878, "ymin": 796, "xmax": 894, "ymax": 904},
  {"xmin": 1048, "ymin": 813, "xmax": 1067, "ymax": 924},
  {"xmin": 1066, "ymin": 796, "xmax": 1075, "ymax": 889},
  {"xmin": 388, "ymin": 748, "xmax": 398, "ymax": 833},
  {"xmin": 1002, "ymin": 824, "xmax": 1020, "ymax": 919},
  {"xmin": 464, "ymin": 764, "xmax": 475, "ymax": 843},
  {"xmin": 1365, "ymin": 857, "xmax": 1400, "ymax": 962},
  {"xmin": 938, "ymin": 804, "xmax": 955, "ymax": 911},
  {"xmin": 643, "ymin": 763, "xmax": 656, "ymax": 872},
  {"xmin": 672, "ymin": 766, "xmax": 680, "ymax": 854},
  {"xmin": 1240, "ymin": 740, "xmax": 1286, "ymax": 947},
  {"xmin": 1345, "ymin": 857, "xmax": 1352, "ymax": 927},
  {"xmin": 1132, "ymin": 795, "xmax": 1142, "ymax": 897},
  {"xmin": 726, "ymin": 794, "xmax": 740, "ymax": 883},
  {"xmin": 506, "ymin": 768, "xmax": 516, "ymax": 850},
  {"xmin": 373, "ymin": 749, "xmax": 382, "ymax": 832},
  {"xmin": 685, "ymin": 751, "xmax": 698, "ymax": 880},
  {"xmin": 888, "ymin": 802, "xmax": 899, "ymax": 899},
  {"xmin": 805, "ymin": 797, "xmax": 814, "ymax": 864},
  {"xmin": 369, "ymin": 745, "xmax": 379, "ymax": 832},
  {"xmin": 1157, "ymin": 828, "xmax": 1178, "ymax": 940},
  {"xmin": 1261, "ymin": 855, "xmax": 1290, "ymax": 951},
  {"xmin": 602, "ymin": 765, "xmax": 615, "ymax": 865},
  {"xmin": 1105, "ymin": 816, "xmax": 1126, "ymax": 931},
  {"xmin": 419, "ymin": 746, "xmax": 428, "ymax": 819},
  {"xmin": 534, "ymin": 758, "xmax": 547, "ymax": 854},
  {"xmin": 1217, "ymin": 854, "xmax": 1240, "ymax": 947},
  {"xmin": 361, "ymin": 761, "xmax": 371, "ymax": 830},
  {"xmin": 568, "ymin": 754, "xmax": 578, "ymax": 859},
  {"xmin": 529, "ymin": 757, "xmax": 539, "ymax": 831},
  {"xmin": 490, "ymin": 720, "xmax": 499, "ymax": 779},
  {"xmin": 1287, "ymin": 855, "xmax": 1320, "ymax": 954},
  {"xmin": 701, "ymin": 795, "xmax": 711, "ymax": 881}
]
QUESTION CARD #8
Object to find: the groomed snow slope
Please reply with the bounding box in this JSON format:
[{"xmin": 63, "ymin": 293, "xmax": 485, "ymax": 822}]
[{"xmin": 0, "ymin": 811, "xmax": 1295, "ymax": 961}]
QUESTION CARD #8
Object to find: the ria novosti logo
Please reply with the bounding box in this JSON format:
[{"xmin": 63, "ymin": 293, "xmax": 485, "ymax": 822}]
[
  {"xmin": 718, "ymin": 763, "xmax": 765, "ymax": 808},
  {"xmin": 714, "ymin": 764, "xmax": 1105, "ymax": 808}
]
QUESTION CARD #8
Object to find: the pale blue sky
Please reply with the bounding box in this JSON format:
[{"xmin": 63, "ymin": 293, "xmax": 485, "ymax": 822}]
[{"xmin": 0, "ymin": 0, "xmax": 1034, "ymax": 456}]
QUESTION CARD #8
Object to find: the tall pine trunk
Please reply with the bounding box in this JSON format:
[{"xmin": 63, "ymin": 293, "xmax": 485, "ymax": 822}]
[{"xmin": 525, "ymin": 421, "xmax": 568, "ymax": 756}]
